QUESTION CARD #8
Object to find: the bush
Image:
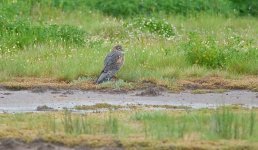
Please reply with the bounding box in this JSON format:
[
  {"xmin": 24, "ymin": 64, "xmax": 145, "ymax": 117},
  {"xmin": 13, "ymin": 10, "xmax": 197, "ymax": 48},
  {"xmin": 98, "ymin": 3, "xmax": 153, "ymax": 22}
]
[{"xmin": 184, "ymin": 33, "xmax": 227, "ymax": 69}]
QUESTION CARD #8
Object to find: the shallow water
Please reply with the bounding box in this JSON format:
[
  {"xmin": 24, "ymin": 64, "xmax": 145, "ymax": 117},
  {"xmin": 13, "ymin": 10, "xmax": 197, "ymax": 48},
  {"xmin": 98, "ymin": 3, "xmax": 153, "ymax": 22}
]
[{"xmin": 0, "ymin": 89, "xmax": 257, "ymax": 113}]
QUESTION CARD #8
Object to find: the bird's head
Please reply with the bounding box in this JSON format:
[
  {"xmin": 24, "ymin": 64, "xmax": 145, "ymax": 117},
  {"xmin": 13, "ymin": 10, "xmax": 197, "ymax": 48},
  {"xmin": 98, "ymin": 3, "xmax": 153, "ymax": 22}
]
[{"xmin": 113, "ymin": 45, "xmax": 123, "ymax": 51}]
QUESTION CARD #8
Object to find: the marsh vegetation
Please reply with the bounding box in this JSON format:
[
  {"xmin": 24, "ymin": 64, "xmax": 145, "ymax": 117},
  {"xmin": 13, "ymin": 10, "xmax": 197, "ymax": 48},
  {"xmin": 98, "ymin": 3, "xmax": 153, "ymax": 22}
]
[
  {"xmin": 0, "ymin": 108, "xmax": 257, "ymax": 149},
  {"xmin": 1, "ymin": 1, "xmax": 258, "ymax": 149},
  {"xmin": 0, "ymin": 0, "xmax": 257, "ymax": 88}
]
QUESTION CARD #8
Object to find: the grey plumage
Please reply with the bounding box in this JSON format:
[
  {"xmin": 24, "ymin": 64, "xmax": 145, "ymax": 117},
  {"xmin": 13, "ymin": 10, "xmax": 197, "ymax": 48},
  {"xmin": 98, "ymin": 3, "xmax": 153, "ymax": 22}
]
[{"xmin": 96, "ymin": 45, "xmax": 124, "ymax": 84}]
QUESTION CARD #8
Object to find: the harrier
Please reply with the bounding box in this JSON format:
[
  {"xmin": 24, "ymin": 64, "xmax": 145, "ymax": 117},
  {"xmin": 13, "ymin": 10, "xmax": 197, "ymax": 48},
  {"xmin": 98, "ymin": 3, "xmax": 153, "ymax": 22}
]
[{"xmin": 96, "ymin": 45, "xmax": 124, "ymax": 84}]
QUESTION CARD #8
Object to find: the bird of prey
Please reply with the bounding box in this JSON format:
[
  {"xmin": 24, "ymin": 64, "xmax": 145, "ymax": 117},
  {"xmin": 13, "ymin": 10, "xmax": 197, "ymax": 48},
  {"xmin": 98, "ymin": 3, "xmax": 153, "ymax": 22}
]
[{"xmin": 96, "ymin": 45, "xmax": 125, "ymax": 84}]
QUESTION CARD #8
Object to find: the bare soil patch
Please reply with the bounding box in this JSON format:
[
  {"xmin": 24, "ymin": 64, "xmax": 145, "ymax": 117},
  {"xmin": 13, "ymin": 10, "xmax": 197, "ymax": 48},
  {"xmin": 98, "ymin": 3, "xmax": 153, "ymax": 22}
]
[
  {"xmin": 0, "ymin": 139, "xmax": 71, "ymax": 150},
  {"xmin": 0, "ymin": 138, "xmax": 257, "ymax": 150},
  {"xmin": 135, "ymin": 87, "xmax": 163, "ymax": 96},
  {"xmin": 1, "ymin": 76, "xmax": 257, "ymax": 92},
  {"xmin": 178, "ymin": 76, "xmax": 258, "ymax": 91},
  {"xmin": 36, "ymin": 105, "xmax": 56, "ymax": 111},
  {"xmin": 0, "ymin": 139, "xmax": 122, "ymax": 150}
]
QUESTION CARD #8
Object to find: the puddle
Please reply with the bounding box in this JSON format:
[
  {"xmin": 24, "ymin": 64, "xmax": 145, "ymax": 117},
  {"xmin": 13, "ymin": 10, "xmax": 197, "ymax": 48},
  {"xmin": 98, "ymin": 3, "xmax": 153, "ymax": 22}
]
[{"xmin": 0, "ymin": 89, "xmax": 257, "ymax": 113}]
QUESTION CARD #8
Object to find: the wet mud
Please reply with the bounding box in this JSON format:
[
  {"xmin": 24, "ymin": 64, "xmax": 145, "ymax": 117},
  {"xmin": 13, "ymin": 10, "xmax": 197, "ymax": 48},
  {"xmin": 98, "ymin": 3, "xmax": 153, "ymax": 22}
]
[
  {"xmin": 0, "ymin": 139, "xmax": 121, "ymax": 150},
  {"xmin": 0, "ymin": 88, "xmax": 257, "ymax": 113},
  {"xmin": 135, "ymin": 87, "xmax": 163, "ymax": 96}
]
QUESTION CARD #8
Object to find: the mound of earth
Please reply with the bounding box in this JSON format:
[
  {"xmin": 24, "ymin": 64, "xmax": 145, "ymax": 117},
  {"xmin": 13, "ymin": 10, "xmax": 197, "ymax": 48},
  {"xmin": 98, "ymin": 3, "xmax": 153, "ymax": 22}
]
[{"xmin": 136, "ymin": 87, "xmax": 164, "ymax": 96}]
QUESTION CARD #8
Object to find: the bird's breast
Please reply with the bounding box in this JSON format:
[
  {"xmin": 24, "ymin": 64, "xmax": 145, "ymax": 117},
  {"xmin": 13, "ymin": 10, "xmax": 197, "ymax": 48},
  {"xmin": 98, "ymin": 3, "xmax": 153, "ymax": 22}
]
[{"xmin": 116, "ymin": 55, "xmax": 124, "ymax": 64}]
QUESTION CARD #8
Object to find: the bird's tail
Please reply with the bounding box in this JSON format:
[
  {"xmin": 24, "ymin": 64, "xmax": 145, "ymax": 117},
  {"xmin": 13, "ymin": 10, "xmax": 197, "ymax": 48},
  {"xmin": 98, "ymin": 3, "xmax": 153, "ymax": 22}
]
[{"xmin": 96, "ymin": 71, "xmax": 109, "ymax": 84}]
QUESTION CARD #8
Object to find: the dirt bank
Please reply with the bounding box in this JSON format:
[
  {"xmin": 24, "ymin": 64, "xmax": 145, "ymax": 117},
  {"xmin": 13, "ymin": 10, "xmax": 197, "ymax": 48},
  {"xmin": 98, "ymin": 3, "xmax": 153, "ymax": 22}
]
[
  {"xmin": 0, "ymin": 139, "xmax": 121, "ymax": 150},
  {"xmin": 0, "ymin": 76, "xmax": 258, "ymax": 92},
  {"xmin": 0, "ymin": 138, "xmax": 257, "ymax": 150}
]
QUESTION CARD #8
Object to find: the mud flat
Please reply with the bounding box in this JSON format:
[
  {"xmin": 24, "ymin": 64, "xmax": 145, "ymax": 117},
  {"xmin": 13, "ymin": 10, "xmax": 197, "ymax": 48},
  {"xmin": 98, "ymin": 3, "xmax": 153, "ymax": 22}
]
[
  {"xmin": 0, "ymin": 139, "xmax": 121, "ymax": 150},
  {"xmin": 0, "ymin": 88, "xmax": 257, "ymax": 113}
]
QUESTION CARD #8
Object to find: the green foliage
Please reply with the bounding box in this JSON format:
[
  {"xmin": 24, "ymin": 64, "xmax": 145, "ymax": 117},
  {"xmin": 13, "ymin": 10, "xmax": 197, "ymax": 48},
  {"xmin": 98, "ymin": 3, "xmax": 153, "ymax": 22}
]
[
  {"xmin": 88, "ymin": 0, "xmax": 258, "ymax": 17},
  {"xmin": 224, "ymin": 37, "xmax": 258, "ymax": 75},
  {"xmin": 93, "ymin": 0, "xmax": 139, "ymax": 17},
  {"xmin": 184, "ymin": 33, "xmax": 227, "ymax": 69},
  {"xmin": 59, "ymin": 109, "xmax": 258, "ymax": 140},
  {"xmin": 61, "ymin": 110, "xmax": 120, "ymax": 135},
  {"xmin": 1, "ymin": 0, "xmax": 257, "ymax": 19},
  {"xmin": 0, "ymin": 0, "xmax": 32, "ymax": 20},
  {"xmin": 132, "ymin": 111, "xmax": 188, "ymax": 139},
  {"xmin": 211, "ymin": 108, "xmax": 256, "ymax": 139},
  {"xmin": 0, "ymin": 0, "xmax": 257, "ymax": 82},
  {"xmin": 50, "ymin": 0, "xmax": 86, "ymax": 11},
  {"xmin": 184, "ymin": 32, "xmax": 258, "ymax": 74},
  {"xmin": 1, "ymin": 109, "xmax": 258, "ymax": 142},
  {"xmin": 104, "ymin": 114, "xmax": 119, "ymax": 134},
  {"xmin": 126, "ymin": 18, "xmax": 175, "ymax": 38},
  {"xmin": 230, "ymin": 0, "xmax": 258, "ymax": 16},
  {"xmin": 0, "ymin": 19, "xmax": 86, "ymax": 51},
  {"xmin": 90, "ymin": 0, "xmax": 234, "ymax": 17}
]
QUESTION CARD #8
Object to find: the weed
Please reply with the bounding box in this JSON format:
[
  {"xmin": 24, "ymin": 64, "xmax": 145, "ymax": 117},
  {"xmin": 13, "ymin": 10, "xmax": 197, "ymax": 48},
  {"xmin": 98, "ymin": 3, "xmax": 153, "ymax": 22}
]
[{"xmin": 211, "ymin": 107, "xmax": 256, "ymax": 139}]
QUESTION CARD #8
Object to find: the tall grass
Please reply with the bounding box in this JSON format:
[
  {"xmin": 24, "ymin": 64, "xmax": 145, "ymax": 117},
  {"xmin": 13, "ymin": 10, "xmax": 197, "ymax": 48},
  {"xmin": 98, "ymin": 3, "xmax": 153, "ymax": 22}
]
[
  {"xmin": 0, "ymin": 19, "xmax": 86, "ymax": 50},
  {"xmin": 0, "ymin": 0, "xmax": 257, "ymax": 82},
  {"xmin": 132, "ymin": 111, "xmax": 186, "ymax": 139},
  {"xmin": 0, "ymin": 109, "xmax": 257, "ymax": 144},
  {"xmin": 211, "ymin": 108, "xmax": 256, "ymax": 139},
  {"xmin": 60, "ymin": 110, "xmax": 120, "ymax": 135},
  {"xmin": 184, "ymin": 32, "xmax": 258, "ymax": 74}
]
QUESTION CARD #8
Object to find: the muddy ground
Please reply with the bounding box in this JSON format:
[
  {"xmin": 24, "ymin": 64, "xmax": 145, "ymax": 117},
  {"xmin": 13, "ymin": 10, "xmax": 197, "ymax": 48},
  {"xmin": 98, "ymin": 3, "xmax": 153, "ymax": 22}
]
[
  {"xmin": 0, "ymin": 139, "xmax": 122, "ymax": 150},
  {"xmin": 0, "ymin": 77, "xmax": 258, "ymax": 149},
  {"xmin": 0, "ymin": 87, "xmax": 257, "ymax": 113},
  {"xmin": 1, "ymin": 76, "xmax": 258, "ymax": 91}
]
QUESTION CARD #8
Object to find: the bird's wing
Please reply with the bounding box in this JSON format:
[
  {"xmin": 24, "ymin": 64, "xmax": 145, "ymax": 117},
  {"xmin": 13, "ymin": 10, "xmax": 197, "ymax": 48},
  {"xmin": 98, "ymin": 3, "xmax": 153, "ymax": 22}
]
[
  {"xmin": 104, "ymin": 51, "xmax": 116, "ymax": 66},
  {"xmin": 96, "ymin": 51, "xmax": 124, "ymax": 84},
  {"xmin": 103, "ymin": 51, "xmax": 123, "ymax": 73}
]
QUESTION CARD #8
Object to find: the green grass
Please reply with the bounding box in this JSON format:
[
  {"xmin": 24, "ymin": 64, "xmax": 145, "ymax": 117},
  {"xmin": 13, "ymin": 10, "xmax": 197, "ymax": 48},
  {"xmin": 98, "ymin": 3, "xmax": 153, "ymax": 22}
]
[
  {"xmin": 211, "ymin": 108, "xmax": 256, "ymax": 139},
  {"xmin": 41, "ymin": 108, "xmax": 258, "ymax": 140},
  {"xmin": 0, "ymin": 0, "xmax": 257, "ymax": 84},
  {"xmin": 0, "ymin": 108, "xmax": 257, "ymax": 148},
  {"xmin": 32, "ymin": 0, "xmax": 257, "ymax": 17}
]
